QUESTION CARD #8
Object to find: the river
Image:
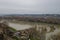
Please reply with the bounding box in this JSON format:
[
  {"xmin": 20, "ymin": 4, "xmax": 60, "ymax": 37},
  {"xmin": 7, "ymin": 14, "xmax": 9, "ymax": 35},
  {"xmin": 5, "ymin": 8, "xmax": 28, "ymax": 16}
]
[{"xmin": 8, "ymin": 22, "xmax": 32, "ymax": 30}]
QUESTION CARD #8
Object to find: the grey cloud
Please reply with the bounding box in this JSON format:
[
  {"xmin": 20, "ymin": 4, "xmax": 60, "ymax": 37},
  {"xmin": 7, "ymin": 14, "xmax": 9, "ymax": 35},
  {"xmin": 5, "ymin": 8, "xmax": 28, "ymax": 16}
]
[{"xmin": 0, "ymin": 0, "xmax": 60, "ymax": 14}]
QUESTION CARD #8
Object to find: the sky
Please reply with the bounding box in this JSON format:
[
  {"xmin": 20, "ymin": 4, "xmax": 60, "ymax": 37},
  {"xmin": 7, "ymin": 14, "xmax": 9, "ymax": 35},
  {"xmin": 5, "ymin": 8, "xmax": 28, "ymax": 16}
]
[{"xmin": 0, "ymin": 0, "xmax": 60, "ymax": 14}]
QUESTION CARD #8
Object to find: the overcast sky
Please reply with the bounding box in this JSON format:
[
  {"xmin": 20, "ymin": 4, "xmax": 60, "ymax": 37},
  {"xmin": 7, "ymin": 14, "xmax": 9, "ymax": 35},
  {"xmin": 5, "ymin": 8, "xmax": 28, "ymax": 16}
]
[{"xmin": 0, "ymin": 0, "xmax": 60, "ymax": 14}]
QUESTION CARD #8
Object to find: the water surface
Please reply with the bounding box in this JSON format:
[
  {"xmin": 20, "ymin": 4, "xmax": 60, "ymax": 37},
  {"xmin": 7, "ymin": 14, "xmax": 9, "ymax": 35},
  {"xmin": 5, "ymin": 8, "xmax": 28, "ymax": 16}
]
[{"xmin": 9, "ymin": 22, "xmax": 32, "ymax": 30}]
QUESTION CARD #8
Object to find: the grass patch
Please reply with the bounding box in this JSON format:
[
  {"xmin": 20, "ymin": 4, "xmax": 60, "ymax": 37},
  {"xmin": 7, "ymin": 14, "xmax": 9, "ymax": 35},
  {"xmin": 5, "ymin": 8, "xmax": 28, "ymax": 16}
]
[{"xmin": 8, "ymin": 27, "xmax": 17, "ymax": 32}]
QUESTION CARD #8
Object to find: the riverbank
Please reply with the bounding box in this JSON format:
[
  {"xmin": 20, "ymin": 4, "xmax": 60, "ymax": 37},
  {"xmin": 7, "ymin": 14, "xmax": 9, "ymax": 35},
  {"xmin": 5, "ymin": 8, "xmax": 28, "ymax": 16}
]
[
  {"xmin": 8, "ymin": 20, "xmax": 60, "ymax": 40},
  {"xmin": 0, "ymin": 20, "xmax": 60, "ymax": 40}
]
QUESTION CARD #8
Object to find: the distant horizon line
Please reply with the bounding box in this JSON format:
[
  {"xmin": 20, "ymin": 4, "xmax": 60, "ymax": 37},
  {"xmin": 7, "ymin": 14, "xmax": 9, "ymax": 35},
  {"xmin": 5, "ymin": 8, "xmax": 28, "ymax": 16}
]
[{"xmin": 0, "ymin": 13, "xmax": 60, "ymax": 16}]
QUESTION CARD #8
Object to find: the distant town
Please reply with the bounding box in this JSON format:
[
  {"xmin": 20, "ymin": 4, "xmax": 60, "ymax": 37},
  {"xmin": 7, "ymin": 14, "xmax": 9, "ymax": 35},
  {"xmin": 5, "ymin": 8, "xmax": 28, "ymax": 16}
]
[{"xmin": 0, "ymin": 14, "xmax": 60, "ymax": 40}]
